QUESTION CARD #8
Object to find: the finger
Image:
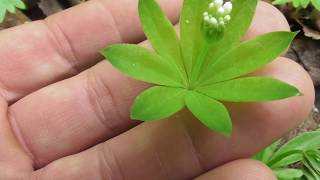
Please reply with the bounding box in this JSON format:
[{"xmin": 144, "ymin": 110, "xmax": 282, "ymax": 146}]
[
  {"xmin": 30, "ymin": 58, "xmax": 313, "ymax": 180},
  {"xmin": 244, "ymin": 1, "xmax": 289, "ymax": 40},
  {"xmin": 194, "ymin": 159, "xmax": 276, "ymax": 180},
  {"xmin": 0, "ymin": 97, "xmax": 32, "ymax": 179},
  {"xmin": 8, "ymin": 2, "xmax": 300, "ymax": 168},
  {"xmin": 0, "ymin": 0, "xmax": 181, "ymax": 103}
]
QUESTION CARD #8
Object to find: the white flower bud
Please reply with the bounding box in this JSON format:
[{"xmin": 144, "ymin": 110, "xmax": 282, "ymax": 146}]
[
  {"xmin": 203, "ymin": 11, "xmax": 209, "ymax": 16},
  {"xmin": 204, "ymin": 15, "xmax": 210, "ymax": 22},
  {"xmin": 209, "ymin": 2, "xmax": 214, "ymax": 8},
  {"xmin": 224, "ymin": 15, "xmax": 231, "ymax": 22},
  {"xmin": 214, "ymin": 0, "xmax": 223, "ymax": 7},
  {"xmin": 217, "ymin": 7, "xmax": 225, "ymax": 15},
  {"xmin": 209, "ymin": 17, "xmax": 218, "ymax": 25},
  {"xmin": 223, "ymin": 2, "xmax": 233, "ymax": 14},
  {"xmin": 219, "ymin": 19, "xmax": 225, "ymax": 26}
]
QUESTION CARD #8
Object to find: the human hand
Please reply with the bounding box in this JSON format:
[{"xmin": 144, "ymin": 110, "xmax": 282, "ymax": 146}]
[{"xmin": 0, "ymin": 0, "xmax": 314, "ymax": 179}]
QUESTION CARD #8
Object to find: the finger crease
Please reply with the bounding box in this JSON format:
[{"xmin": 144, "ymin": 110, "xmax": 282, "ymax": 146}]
[
  {"xmin": 92, "ymin": 0, "xmax": 124, "ymax": 42},
  {"xmin": 7, "ymin": 110, "xmax": 37, "ymax": 168},
  {"xmin": 42, "ymin": 19, "xmax": 80, "ymax": 74},
  {"xmin": 180, "ymin": 121, "xmax": 206, "ymax": 175},
  {"xmin": 98, "ymin": 143, "xmax": 125, "ymax": 180},
  {"xmin": 85, "ymin": 69, "xmax": 124, "ymax": 135}
]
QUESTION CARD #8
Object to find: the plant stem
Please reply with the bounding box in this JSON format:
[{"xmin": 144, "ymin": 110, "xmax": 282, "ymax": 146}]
[{"xmin": 189, "ymin": 42, "xmax": 210, "ymax": 89}]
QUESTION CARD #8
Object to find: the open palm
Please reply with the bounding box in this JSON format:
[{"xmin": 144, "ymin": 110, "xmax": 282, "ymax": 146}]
[{"xmin": 0, "ymin": 0, "xmax": 314, "ymax": 179}]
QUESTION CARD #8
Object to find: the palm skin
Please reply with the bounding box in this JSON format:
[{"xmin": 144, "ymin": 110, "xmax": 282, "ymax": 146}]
[{"xmin": 0, "ymin": 0, "xmax": 314, "ymax": 179}]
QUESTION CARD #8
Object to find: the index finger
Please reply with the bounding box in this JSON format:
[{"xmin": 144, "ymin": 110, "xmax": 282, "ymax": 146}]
[{"xmin": 0, "ymin": 0, "xmax": 182, "ymax": 103}]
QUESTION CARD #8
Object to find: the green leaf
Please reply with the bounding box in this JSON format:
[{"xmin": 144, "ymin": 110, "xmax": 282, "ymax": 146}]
[
  {"xmin": 185, "ymin": 91, "xmax": 232, "ymax": 136},
  {"xmin": 3, "ymin": 0, "xmax": 15, "ymax": 13},
  {"xmin": 303, "ymin": 165, "xmax": 320, "ymax": 180},
  {"xmin": 269, "ymin": 152, "xmax": 304, "ymax": 168},
  {"xmin": 311, "ymin": 0, "xmax": 320, "ymax": 11},
  {"xmin": 0, "ymin": 5, "xmax": 6, "ymax": 22},
  {"xmin": 179, "ymin": 0, "xmax": 208, "ymax": 77},
  {"xmin": 202, "ymin": 0, "xmax": 258, "ymax": 71},
  {"xmin": 138, "ymin": 0, "xmax": 184, "ymax": 76},
  {"xmin": 10, "ymin": 0, "xmax": 26, "ymax": 9},
  {"xmin": 269, "ymin": 130, "xmax": 320, "ymax": 167},
  {"xmin": 254, "ymin": 139, "xmax": 281, "ymax": 163},
  {"xmin": 273, "ymin": 168, "xmax": 304, "ymax": 179},
  {"xmin": 199, "ymin": 32, "xmax": 297, "ymax": 85},
  {"xmin": 101, "ymin": 44, "xmax": 184, "ymax": 87},
  {"xmin": 292, "ymin": 0, "xmax": 301, "ymax": 7},
  {"xmin": 304, "ymin": 150, "xmax": 320, "ymax": 175},
  {"xmin": 197, "ymin": 77, "xmax": 301, "ymax": 102},
  {"xmin": 131, "ymin": 86, "xmax": 187, "ymax": 121},
  {"xmin": 0, "ymin": 0, "xmax": 25, "ymax": 23},
  {"xmin": 272, "ymin": 0, "xmax": 291, "ymax": 5},
  {"xmin": 303, "ymin": 155, "xmax": 320, "ymax": 180},
  {"xmin": 301, "ymin": 0, "xmax": 311, "ymax": 8}
]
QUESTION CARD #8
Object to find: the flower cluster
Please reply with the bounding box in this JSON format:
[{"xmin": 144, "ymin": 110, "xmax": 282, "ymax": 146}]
[
  {"xmin": 201, "ymin": 0, "xmax": 233, "ymax": 42},
  {"xmin": 203, "ymin": 0, "xmax": 233, "ymax": 28}
]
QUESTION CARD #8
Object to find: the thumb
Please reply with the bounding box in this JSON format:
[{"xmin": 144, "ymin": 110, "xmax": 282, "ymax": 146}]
[{"xmin": 194, "ymin": 159, "xmax": 276, "ymax": 180}]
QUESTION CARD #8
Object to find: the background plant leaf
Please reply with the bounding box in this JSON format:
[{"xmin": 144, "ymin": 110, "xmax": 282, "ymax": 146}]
[
  {"xmin": 131, "ymin": 86, "xmax": 187, "ymax": 121},
  {"xmin": 304, "ymin": 150, "xmax": 320, "ymax": 175},
  {"xmin": 10, "ymin": 0, "xmax": 26, "ymax": 9},
  {"xmin": 273, "ymin": 168, "xmax": 304, "ymax": 179},
  {"xmin": 201, "ymin": 0, "xmax": 258, "ymax": 71},
  {"xmin": 102, "ymin": 44, "xmax": 184, "ymax": 87},
  {"xmin": 0, "ymin": 0, "xmax": 25, "ymax": 22},
  {"xmin": 199, "ymin": 32, "xmax": 297, "ymax": 85},
  {"xmin": 303, "ymin": 156, "xmax": 320, "ymax": 180},
  {"xmin": 268, "ymin": 130, "xmax": 320, "ymax": 167},
  {"xmin": 269, "ymin": 152, "xmax": 304, "ymax": 168},
  {"xmin": 254, "ymin": 140, "xmax": 281, "ymax": 163},
  {"xmin": 185, "ymin": 92, "xmax": 232, "ymax": 136},
  {"xmin": 197, "ymin": 77, "xmax": 301, "ymax": 102},
  {"xmin": 311, "ymin": 0, "xmax": 320, "ymax": 11},
  {"xmin": 179, "ymin": 0, "xmax": 208, "ymax": 77},
  {"xmin": 138, "ymin": 0, "xmax": 185, "ymax": 79}
]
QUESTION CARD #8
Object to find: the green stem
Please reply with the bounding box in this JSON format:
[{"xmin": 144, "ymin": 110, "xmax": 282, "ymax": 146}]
[{"xmin": 189, "ymin": 42, "xmax": 210, "ymax": 89}]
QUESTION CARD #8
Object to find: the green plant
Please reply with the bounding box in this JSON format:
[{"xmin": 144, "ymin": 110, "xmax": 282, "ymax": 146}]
[
  {"xmin": 273, "ymin": 0, "xmax": 320, "ymax": 11},
  {"xmin": 254, "ymin": 130, "xmax": 320, "ymax": 180},
  {"xmin": 0, "ymin": 0, "xmax": 26, "ymax": 23},
  {"xmin": 101, "ymin": 0, "xmax": 301, "ymax": 136}
]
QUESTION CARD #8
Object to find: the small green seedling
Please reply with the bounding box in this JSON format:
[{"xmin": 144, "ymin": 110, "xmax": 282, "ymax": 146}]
[
  {"xmin": 101, "ymin": 0, "xmax": 301, "ymax": 136},
  {"xmin": 273, "ymin": 0, "xmax": 320, "ymax": 11},
  {"xmin": 254, "ymin": 129, "xmax": 320, "ymax": 180},
  {"xmin": 0, "ymin": 0, "xmax": 26, "ymax": 23}
]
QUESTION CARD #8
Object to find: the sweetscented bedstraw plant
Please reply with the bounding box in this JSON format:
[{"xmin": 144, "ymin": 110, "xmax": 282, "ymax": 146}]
[
  {"xmin": 254, "ymin": 129, "xmax": 320, "ymax": 179},
  {"xmin": 101, "ymin": 0, "xmax": 302, "ymax": 136}
]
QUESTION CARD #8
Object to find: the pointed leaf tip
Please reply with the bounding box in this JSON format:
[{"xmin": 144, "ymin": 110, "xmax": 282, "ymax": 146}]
[
  {"xmin": 185, "ymin": 91, "xmax": 232, "ymax": 136},
  {"xmin": 200, "ymin": 31, "xmax": 299, "ymax": 85},
  {"xmin": 197, "ymin": 77, "xmax": 302, "ymax": 102},
  {"xmin": 130, "ymin": 86, "xmax": 187, "ymax": 121},
  {"xmin": 101, "ymin": 44, "xmax": 184, "ymax": 87}
]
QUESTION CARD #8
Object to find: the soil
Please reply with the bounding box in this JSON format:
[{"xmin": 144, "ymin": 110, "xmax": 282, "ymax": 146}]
[{"xmin": 1, "ymin": 0, "xmax": 319, "ymax": 140}]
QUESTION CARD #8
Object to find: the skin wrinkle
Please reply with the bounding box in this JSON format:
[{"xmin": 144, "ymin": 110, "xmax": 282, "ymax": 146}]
[
  {"xmin": 42, "ymin": 19, "xmax": 80, "ymax": 74},
  {"xmin": 149, "ymin": 137, "xmax": 172, "ymax": 180},
  {"xmin": 179, "ymin": 118, "xmax": 205, "ymax": 175},
  {"xmin": 85, "ymin": 67, "xmax": 125, "ymax": 135},
  {"xmin": 94, "ymin": 0, "xmax": 124, "ymax": 43},
  {"xmin": 98, "ymin": 144, "xmax": 123, "ymax": 180},
  {"xmin": 7, "ymin": 110, "xmax": 36, "ymax": 168}
]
